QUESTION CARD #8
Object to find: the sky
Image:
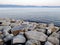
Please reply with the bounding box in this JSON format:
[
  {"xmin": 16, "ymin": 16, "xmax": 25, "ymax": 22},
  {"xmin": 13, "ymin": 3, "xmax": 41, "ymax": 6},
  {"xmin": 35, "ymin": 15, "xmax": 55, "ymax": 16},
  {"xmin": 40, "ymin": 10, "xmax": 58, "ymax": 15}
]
[{"xmin": 0, "ymin": 0, "xmax": 60, "ymax": 6}]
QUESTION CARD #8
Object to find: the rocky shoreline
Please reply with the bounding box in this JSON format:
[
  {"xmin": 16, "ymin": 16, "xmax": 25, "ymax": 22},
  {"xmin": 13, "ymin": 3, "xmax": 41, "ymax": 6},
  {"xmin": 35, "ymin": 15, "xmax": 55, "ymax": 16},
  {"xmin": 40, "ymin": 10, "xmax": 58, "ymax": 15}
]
[{"xmin": 0, "ymin": 18, "xmax": 60, "ymax": 45}]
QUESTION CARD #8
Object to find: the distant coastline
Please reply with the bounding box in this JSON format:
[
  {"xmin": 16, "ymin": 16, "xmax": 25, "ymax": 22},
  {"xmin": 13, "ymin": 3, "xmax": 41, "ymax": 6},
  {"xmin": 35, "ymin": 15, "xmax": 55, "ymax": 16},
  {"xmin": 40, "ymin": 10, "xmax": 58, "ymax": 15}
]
[{"xmin": 0, "ymin": 4, "xmax": 60, "ymax": 8}]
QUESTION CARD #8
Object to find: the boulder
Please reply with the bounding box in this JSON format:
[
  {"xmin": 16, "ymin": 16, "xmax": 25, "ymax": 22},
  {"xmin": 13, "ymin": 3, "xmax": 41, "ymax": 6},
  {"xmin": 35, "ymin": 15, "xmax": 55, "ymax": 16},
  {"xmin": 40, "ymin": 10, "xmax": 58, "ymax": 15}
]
[
  {"xmin": 47, "ymin": 29, "xmax": 52, "ymax": 35},
  {"xmin": 0, "ymin": 26, "xmax": 4, "ymax": 30},
  {"xmin": 37, "ymin": 23, "xmax": 47, "ymax": 29},
  {"xmin": 13, "ymin": 35, "xmax": 26, "ymax": 44},
  {"xmin": 11, "ymin": 24, "xmax": 28, "ymax": 35},
  {"xmin": 45, "ymin": 41, "xmax": 53, "ymax": 45},
  {"xmin": 2, "ymin": 22, "xmax": 10, "ymax": 26},
  {"xmin": 3, "ymin": 26, "xmax": 11, "ymax": 32},
  {"xmin": 4, "ymin": 34, "xmax": 13, "ymax": 42},
  {"xmin": 47, "ymin": 23, "xmax": 59, "ymax": 32},
  {"xmin": 25, "ymin": 31, "xmax": 48, "ymax": 42},
  {"xmin": 10, "ymin": 23, "xmax": 20, "ymax": 28},
  {"xmin": 25, "ymin": 39, "xmax": 41, "ymax": 45},
  {"xmin": 50, "ymin": 32, "xmax": 59, "ymax": 39},
  {"xmin": 48, "ymin": 36, "xmax": 59, "ymax": 45}
]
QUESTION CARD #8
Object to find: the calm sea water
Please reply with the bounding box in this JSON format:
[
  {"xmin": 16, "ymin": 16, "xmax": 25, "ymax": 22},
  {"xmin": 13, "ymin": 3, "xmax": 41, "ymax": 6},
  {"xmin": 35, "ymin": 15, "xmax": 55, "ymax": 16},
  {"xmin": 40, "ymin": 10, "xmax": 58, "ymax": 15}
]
[{"xmin": 0, "ymin": 8, "xmax": 60, "ymax": 26}]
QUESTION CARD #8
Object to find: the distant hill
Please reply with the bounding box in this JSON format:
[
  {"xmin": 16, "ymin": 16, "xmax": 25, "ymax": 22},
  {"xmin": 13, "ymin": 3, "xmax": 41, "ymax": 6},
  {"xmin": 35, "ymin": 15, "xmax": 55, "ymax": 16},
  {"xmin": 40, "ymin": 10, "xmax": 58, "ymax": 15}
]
[{"xmin": 0, "ymin": 4, "xmax": 60, "ymax": 8}]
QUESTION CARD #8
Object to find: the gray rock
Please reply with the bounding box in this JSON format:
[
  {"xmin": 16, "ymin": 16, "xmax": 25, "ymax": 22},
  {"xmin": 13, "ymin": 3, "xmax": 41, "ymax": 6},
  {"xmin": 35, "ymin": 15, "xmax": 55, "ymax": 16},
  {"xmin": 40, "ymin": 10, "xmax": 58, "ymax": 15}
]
[
  {"xmin": 50, "ymin": 32, "xmax": 59, "ymax": 39},
  {"xmin": 47, "ymin": 25, "xmax": 59, "ymax": 32},
  {"xmin": 3, "ymin": 22, "xmax": 10, "ymax": 26},
  {"xmin": 4, "ymin": 34, "xmax": 13, "ymax": 42},
  {"xmin": 45, "ymin": 41, "xmax": 53, "ymax": 45},
  {"xmin": 0, "ymin": 34, "xmax": 4, "ymax": 38},
  {"xmin": 25, "ymin": 39, "xmax": 41, "ymax": 45},
  {"xmin": 0, "ymin": 26, "xmax": 4, "ymax": 31},
  {"xmin": 3, "ymin": 30, "xmax": 9, "ymax": 36},
  {"xmin": 3, "ymin": 26, "xmax": 11, "ymax": 36},
  {"xmin": 13, "ymin": 35, "xmax": 26, "ymax": 44},
  {"xmin": 47, "ymin": 29, "xmax": 52, "ymax": 35},
  {"xmin": 25, "ymin": 31, "xmax": 48, "ymax": 42},
  {"xmin": 39, "ymin": 23, "xmax": 47, "ymax": 29},
  {"xmin": 3, "ymin": 26, "xmax": 11, "ymax": 32},
  {"xmin": 48, "ymin": 36, "xmax": 59, "ymax": 45},
  {"xmin": 35, "ymin": 29, "xmax": 46, "ymax": 33},
  {"xmin": 57, "ymin": 31, "xmax": 60, "ymax": 34}
]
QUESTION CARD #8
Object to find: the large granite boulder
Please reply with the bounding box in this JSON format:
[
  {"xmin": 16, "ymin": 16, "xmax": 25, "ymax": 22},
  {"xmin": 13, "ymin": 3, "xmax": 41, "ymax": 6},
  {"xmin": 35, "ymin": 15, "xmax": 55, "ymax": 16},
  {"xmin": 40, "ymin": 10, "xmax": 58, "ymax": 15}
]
[{"xmin": 25, "ymin": 31, "xmax": 48, "ymax": 42}]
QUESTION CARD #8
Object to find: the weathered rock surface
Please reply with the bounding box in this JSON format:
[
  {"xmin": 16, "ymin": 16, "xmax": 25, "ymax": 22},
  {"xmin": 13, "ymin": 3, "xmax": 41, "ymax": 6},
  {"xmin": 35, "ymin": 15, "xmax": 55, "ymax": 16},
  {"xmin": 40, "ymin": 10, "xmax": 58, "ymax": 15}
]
[
  {"xmin": 45, "ymin": 41, "xmax": 53, "ymax": 45},
  {"xmin": 35, "ymin": 29, "xmax": 46, "ymax": 33},
  {"xmin": 48, "ymin": 36, "xmax": 59, "ymax": 45},
  {"xmin": 0, "ymin": 18, "xmax": 60, "ymax": 45},
  {"xmin": 50, "ymin": 32, "xmax": 59, "ymax": 39},
  {"xmin": 3, "ymin": 26, "xmax": 11, "ymax": 32},
  {"xmin": 25, "ymin": 39, "xmax": 41, "ymax": 45},
  {"xmin": 0, "ymin": 26, "xmax": 4, "ymax": 31},
  {"xmin": 25, "ymin": 31, "xmax": 48, "ymax": 42},
  {"xmin": 4, "ymin": 34, "xmax": 13, "ymax": 42},
  {"xmin": 47, "ymin": 23, "xmax": 59, "ymax": 32},
  {"xmin": 13, "ymin": 35, "xmax": 26, "ymax": 44}
]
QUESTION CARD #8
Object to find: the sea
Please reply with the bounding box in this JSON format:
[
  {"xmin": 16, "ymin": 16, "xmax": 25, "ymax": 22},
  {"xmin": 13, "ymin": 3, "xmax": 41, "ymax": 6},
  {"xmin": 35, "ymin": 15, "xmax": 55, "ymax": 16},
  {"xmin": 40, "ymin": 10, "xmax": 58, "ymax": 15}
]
[{"xmin": 0, "ymin": 8, "xmax": 60, "ymax": 26}]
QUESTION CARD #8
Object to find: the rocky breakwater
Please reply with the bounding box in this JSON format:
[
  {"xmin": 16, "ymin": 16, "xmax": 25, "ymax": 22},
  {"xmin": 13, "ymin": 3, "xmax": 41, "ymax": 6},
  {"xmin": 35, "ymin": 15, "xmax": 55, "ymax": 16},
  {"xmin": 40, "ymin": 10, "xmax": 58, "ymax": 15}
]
[{"xmin": 0, "ymin": 18, "xmax": 60, "ymax": 45}]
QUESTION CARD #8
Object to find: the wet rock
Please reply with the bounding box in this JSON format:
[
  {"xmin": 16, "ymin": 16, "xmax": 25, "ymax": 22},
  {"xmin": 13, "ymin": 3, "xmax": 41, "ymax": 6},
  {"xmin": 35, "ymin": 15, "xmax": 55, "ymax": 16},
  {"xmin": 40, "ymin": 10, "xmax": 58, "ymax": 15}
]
[
  {"xmin": 4, "ymin": 34, "xmax": 14, "ymax": 42},
  {"xmin": 48, "ymin": 36, "xmax": 59, "ymax": 45},
  {"xmin": 13, "ymin": 35, "xmax": 26, "ymax": 44},
  {"xmin": 25, "ymin": 39, "xmax": 41, "ymax": 45},
  {"xmin": 25, "ymin": 31, "xmax": 48, "ymax": 42},
  {"xmin": 45, "ymin": 41, "xmax": 53, "ymax": 45}
]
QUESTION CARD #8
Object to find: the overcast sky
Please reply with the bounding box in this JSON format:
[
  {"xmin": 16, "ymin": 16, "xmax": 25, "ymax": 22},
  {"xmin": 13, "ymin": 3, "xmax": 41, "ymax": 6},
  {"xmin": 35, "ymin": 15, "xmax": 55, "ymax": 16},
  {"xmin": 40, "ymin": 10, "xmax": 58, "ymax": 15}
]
[{"xmin": 0, "ymin": 0, "xmax": 60, "ymax": 6}]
